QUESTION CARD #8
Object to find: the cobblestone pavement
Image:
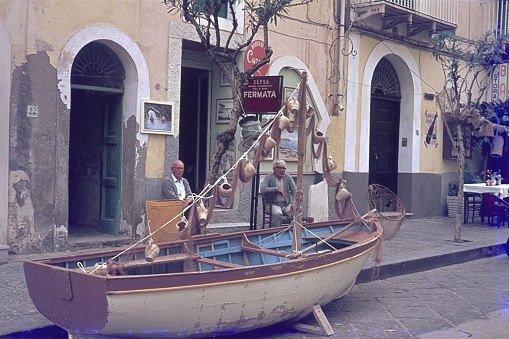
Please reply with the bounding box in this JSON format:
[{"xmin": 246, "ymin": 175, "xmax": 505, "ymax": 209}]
[
  {"xmin": 226, "ymin": 255, "xmax": 509, "ymax": 338},
  {"xmin": 1, "ymin": 217, "xmax": 509, "ymax": 338}
]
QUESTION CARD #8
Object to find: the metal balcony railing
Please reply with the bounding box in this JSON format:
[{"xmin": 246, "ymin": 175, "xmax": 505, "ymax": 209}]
[
  {"xmin": 352, "ymin": 0, "xmax": 458, "ymax": 25},
  {"xmin": 481, "ymin": 0, "xmax": 509, "ymax": 36}
]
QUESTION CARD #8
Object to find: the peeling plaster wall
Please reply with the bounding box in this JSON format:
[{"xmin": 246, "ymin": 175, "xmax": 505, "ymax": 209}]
[
  {"xmin": 9, "ymin": 52, "xmax": 58, "ymax": 252},
  {"xmin": 5, "ymin": 19, "xmax": 151, "ymax": 251},
  {"xmin": 2, "ymin": 2, "xmax": 169, "ymax": 252},
  {"xmin": 8, "ymin": 170, "xmax": 36, "ymax": 253},
  {"xmin": 0, "ymin": 21, "xmax": 10, "ymax": 245},
  {"xmin": 124, "ymin": 114, "xmax": 147, "ymax": 239}
]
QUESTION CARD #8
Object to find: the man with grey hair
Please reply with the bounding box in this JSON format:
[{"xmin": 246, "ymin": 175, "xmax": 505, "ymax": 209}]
[
  {"xmin": 260, "ymin": 159, "xmax": 297, "ymax": 226},
  {"xmin": 163, "ymin": 159, "xmax": 193, "ymax": 208}
]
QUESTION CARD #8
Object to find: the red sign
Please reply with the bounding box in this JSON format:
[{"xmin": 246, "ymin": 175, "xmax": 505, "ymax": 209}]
[
  {"xmin": 242, "ymin": 75, "xmax": 283, "ymax": 113},
  {"xmin": 244, "ymin": 40, "xmax": 269, "ymax": 76}
]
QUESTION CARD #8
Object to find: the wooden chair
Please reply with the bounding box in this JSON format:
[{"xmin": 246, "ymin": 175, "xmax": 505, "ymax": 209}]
[
  {"xmin": 463, "ymin": 192, "xmax": 482, "ymax": 223},
  {"xmin": 493, "ymin": 196, "xmax": 509, "ymax": 228},
  {"xmin": 261, "ymin": 194, "xmax": 273, "ymax": 229},
  {"xmin": 261, "ymin": 193, "xmax": 291, "ymax": 229},
  {"xmin": 146, "ymin": 199, "xmax": 184, "ymax": 244},
  {"xmin": 481, "ymin": 194, "xmax": 509, "ymax": 228}
]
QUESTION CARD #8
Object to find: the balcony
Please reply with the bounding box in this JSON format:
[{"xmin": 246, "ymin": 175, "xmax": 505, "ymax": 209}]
[
  {"xmin": 481, "ymin": 0, "xmax": 509, "ymax": 36},
  {"xmin": 350, "ymin": 0, "xmax": 457, "ymax": 39}
]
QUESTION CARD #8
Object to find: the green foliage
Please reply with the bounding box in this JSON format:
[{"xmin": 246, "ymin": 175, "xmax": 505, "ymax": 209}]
[
  {"xmin": 245, "ymin": 0, "xmax": 291, "ymax": 26},
  {"xmin": 432, "ymin": 31, "xmax": 506, "ymax": 125},
  {"xmin": 464, "ymin": 170, "xmax": 482, "ymax": 184},
  {"xmin": 162, "ymin": 0, "xmax": 313, "ymax": 183},
  {"xmin": 448, "ymin": 162, "xmax": 482, "ymax": 196},
  {"xmin": 472, "ymin": 99, "xmax": 509, "ymax": 151},
  {"xmin": 431, "ymin": 30, "xmax": 507, "ymax": 242},
  {"xmin": 448, "ymin": 181, "xmax": 459, "ymax": 196},
  {"xmin": 478, "ymin": 99, "xmax": 509, "ymax": 125}
]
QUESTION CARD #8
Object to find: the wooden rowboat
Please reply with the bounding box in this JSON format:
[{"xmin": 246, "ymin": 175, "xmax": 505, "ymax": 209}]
[
  {"xmin": 25, "ymin": 72, "xmax": 388, "ymax": 338},
  {"xmin": 24, "ymin": 218, "xmax": 382, "ymax": 338}
]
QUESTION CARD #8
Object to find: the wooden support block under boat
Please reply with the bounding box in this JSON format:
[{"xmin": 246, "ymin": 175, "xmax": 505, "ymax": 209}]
[
  {"xmin": 289, "ymin": 304, "xmax": 335, "ymax": 336},
  {"xmin": 146, "ymin": 199, "xmax": 183, "ymax": 244}
]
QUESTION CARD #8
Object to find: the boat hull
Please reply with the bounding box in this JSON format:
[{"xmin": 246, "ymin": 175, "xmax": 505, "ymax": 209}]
[
  {"xmin": 103, "ymin": 248, "xmax": 371, "ymax": 337},
  {"xmin": 24, "ymin": 220, "xmax": 382, "ymax": 337}
]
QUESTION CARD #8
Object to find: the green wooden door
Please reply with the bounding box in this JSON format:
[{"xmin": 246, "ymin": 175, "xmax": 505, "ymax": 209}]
[
  {"xmin": 98, "ymin": 95, "xmax": 122, "ymax": 234},
  {"xmin": 369, "ymin": 98, "xmax": 400, "ymax": 194}
]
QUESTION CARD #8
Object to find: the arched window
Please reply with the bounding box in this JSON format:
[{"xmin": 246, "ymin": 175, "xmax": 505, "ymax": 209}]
[
  {"xmin": 371, "ymin": 57, "xmax": 401, "ymax": 100},
  {"xmin": 72, "ymin": 42, "xmax": 125, "ymax": 89}
]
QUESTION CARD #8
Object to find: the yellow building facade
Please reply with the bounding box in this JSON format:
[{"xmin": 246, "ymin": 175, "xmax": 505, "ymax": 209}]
[{"xmin": 0, "ymin": 0, "xmax": 500, "ymax": 252}]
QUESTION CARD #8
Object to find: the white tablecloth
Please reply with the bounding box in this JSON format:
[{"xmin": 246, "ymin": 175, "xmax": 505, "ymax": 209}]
[{"xmin": 463, "ymin": 183, "xmax": 509, "ymax": 197}]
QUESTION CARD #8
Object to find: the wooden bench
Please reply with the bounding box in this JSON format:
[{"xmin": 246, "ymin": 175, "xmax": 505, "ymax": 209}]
[
  {"xmin": 196, "ymin": 257, "xmax": 243, "ymax": 269},
  {"xmin": 239, "ymin": 245, "xmax": 289, "ymax": 258},
  {"xmin": 75, "ymin": 252, "xmax": 202, "ymax": 273}
]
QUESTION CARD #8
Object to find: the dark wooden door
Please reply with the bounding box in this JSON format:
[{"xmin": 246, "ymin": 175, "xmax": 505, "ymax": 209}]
[
  {"xmin": 98, "ymin": 95, "xmax": 122, "ymax": 234},
  {"xmin": 369, "ymin": 98, "xmax": 400, "ymax": 194},
  {"xmin": 180, "ymin": 67, "xmax": 209, "ymax": 192}
]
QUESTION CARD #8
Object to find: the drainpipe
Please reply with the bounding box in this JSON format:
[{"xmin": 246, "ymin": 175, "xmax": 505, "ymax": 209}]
[{"xmin": 335, "ymin": 0, "xmax": 346, "ymax": 115}]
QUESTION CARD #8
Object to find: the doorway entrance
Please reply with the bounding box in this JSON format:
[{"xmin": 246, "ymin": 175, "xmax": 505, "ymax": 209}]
[
  {"xmin": 179, "ymin": 67, "xmax": 210, "ymax": 193},
  {"xmin": 368, "ymin": 57, "xmax": 401, "ymax": 194},
  {"xmin": 68, "ymin": 42, "xmax": 125, "ymax": 235},
  {"xmin": 369, "ymin": 98, "xmax": 400, "ymax": 193}
]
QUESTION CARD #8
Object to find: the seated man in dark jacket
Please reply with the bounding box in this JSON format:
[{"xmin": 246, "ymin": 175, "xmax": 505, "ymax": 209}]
[
  {"xmin": 162, "ymin": 159, "xmax": 193, "ymax": 208},
  {"xmin": 260, "ymin": 159, "xmax": 297, "ymax": 226}
]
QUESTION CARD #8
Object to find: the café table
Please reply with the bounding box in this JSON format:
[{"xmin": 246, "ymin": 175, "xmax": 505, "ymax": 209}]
[
  {"xmin": 463, "ymin": 183, "xmax": 509, "ymax": 226},
  {"xmin": 463, "ymin": 183, "xmax": 509, "ymax": 197}
]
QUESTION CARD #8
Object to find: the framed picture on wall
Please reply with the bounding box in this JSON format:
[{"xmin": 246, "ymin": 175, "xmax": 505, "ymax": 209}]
[
  {"xmin": 220, "ymin": 68, "xmax": 231, "ymax": 87},
  {"xmin": 442, "ymin": 123, "xmax": 472, "ymax": 160},
  {"xmin": 263, "ymin": 147, "xmax": 275, "ymax": 161},
  {"xmin": 141, "ymin": 99, "xmax": 174, "ymax": 135},
  {"xmin": 279, "ymin": 128, "xmax": 299, "ymax": 161},
  {"xmin": 216, "ymin": 98, "xmax": 234, "ymax": 124},
  {"xmin": 284, "ymin": 87, "xmax": 297, "ymax": 102}
]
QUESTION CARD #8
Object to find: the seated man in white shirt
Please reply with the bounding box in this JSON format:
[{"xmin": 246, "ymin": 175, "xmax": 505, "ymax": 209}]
[{"xmin": 162, "ymin": 160, "xmax": 193, "ymax": 208}]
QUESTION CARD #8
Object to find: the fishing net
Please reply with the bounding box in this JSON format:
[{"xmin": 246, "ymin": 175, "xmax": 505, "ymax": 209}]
[
  {"xmin": 366, "ymin": 184, "xmax": 406, "ymax": 281},
  {"xmin": 367, "ymin": 184, "xmax": 406, "ymax": 241}
]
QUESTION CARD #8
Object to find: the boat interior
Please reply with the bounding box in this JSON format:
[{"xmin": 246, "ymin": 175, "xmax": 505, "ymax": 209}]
[{"xmin": 36, "ymin": 221, "xmax": 375, "ymax": 276}]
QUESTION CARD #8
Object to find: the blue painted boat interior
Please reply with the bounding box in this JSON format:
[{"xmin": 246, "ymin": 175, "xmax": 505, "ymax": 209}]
[{"xmin": 44, "ymin": 221, "xmax": 369, "ymax": 274}]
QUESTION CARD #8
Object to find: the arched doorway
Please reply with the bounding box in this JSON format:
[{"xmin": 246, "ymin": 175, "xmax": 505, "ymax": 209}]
[
  {"xmin": 68, "ymin": 42, "xmax": 125, "ymax": 235},
  {"xmin": 369, "ymin": 57, "xmax": 401, "ymax": 194}
]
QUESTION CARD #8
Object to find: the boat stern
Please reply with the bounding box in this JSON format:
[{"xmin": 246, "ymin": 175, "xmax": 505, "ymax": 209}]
[{"xmin": 24, "ymin": 259, "xmax": 109, "ymax": 334}]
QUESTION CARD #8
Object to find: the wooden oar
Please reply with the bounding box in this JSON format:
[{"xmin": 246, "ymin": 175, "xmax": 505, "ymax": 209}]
[{"xmin": 287, "ymin": 210, "xmax": 376, "ymax": 259}]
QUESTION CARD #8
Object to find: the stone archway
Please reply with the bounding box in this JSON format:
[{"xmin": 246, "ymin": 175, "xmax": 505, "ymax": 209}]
[
  {"xmin": 269, "ymin": 55, "xmax": 331, "ymax": 173},
  {"xmin": 57, "ymin": 25, "xmax": 150, "ymax": 238},
  {"xmin": 341, "ymin": 36, "xmax": 422, "ymax": 213},
  {"xmin": 69, "ymin": 42, "xmax": 126, "ymax": 235},
  {"xmin": 359, "ymin": 41, "xmax": 422, "ymax": 175},
  {"xmin": 368, "ymin": 57, "xmax": 402, "ymax": 194}
]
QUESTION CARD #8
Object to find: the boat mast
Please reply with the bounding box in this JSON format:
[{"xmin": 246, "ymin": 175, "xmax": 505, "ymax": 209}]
[{"xmin": 292, "ymin": 71, "xmax": 307, "ymax": 253}]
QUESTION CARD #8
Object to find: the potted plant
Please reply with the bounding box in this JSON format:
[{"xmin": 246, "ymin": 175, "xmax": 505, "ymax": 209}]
[
  {"xmin": 447, "ymin": 163, "xmax": 482, "ymax": 218},
  {"xmin": 447, "ymin": 181, "xmax": 461, "ymax": 218}
]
